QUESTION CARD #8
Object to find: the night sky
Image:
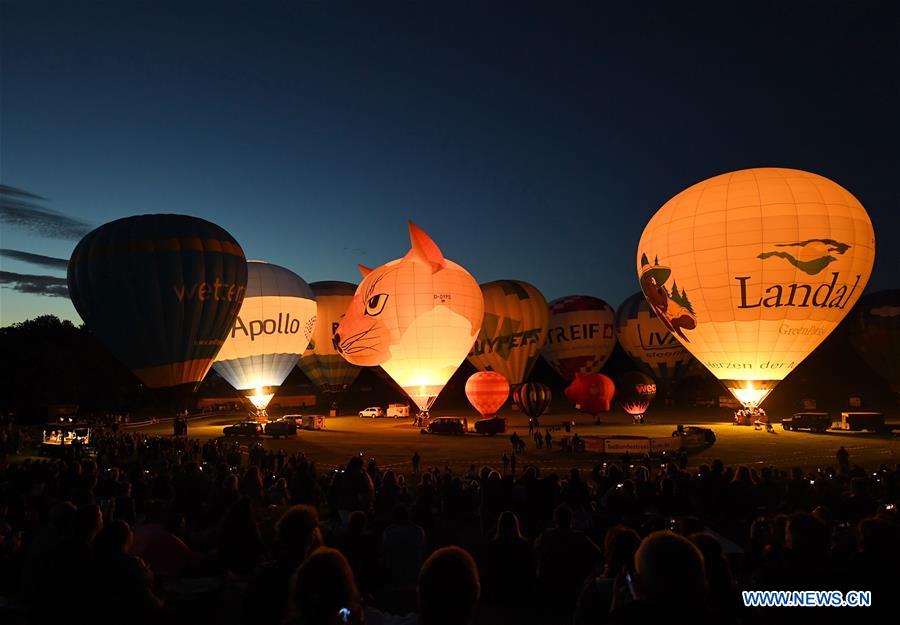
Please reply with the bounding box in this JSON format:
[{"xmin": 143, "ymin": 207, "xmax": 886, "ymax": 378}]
[{"xmin": 1, "ymin": 1, "xmax": 898, "ymax": 325}]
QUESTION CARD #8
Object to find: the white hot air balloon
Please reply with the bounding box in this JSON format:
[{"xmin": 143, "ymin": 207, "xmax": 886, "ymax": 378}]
[{"xmin": 213, "ymin": 261, "xmax": 317, "ymax": 411}]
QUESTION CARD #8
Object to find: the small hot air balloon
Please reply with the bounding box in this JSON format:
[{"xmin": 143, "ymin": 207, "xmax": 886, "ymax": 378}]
[
  {"xmin": 847, "ymin": 290, "xmax": 900, "ymax": 396},
  {"xmin": 616, "ymin": 371, "xmax": 657, "ymax": 423},
  {"xmin": 67, "ymin": 214, "xmax": 247, "ymax": 391},
  {"xmin": 542, "ymin": 296, "xmax": 617, "ymax": 381},
  {"xmin": 333, "ymin": 222, "xmax": 484, "ymax": 413},
  {"xmin": 465, "ymin": 371, "xmax": 510, "ymax": 418},
  {"xmin": 638, "ymin": 168, "xmax": 875, "ymax": 411},
  {"xmin": 297, "ymin": 281, "xmax": 363, "ymax": 394},
  {"xmin": 467, "ymin": 280, "xmax": 549, "ymax": 386},
  {"xmin": 512, "ymin": 382, "xmax": 552, "ymax": 424},
  {"xmin": 615, "ymin": 291, "xmax": 692, "ymax": 392},
  {"xmin": 565, "ymin": 373, "xmax": 615, "ymax": 418},
  {"xmin": 212, "ymin": 261, "xmax": 317, "ymax": 411}
]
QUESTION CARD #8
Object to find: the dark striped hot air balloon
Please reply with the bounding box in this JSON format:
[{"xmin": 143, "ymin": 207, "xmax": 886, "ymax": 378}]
[
  {"xmin": 297, "ymin": 281, "xmax": 363, "ymax": 394},
  {"xmin": 512, "ymin": 382, "xmax": 552, "ymax": 423},
  {"xmin": 67, "ymin": 214, "xmax": 248, "ymax": 390}
]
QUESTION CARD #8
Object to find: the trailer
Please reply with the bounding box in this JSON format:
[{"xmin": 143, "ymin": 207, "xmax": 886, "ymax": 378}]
[{"xmin": 838, "ymin": 411, "xmax": 885, "ymax": 432}]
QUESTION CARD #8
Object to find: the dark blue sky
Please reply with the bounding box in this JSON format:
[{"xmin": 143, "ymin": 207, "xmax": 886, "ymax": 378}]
[{"xmin": 1, "ymin": 0, "xmax": 898, "ymax": 324}]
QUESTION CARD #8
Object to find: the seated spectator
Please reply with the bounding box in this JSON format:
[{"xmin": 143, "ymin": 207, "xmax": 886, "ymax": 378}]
[
  {"xmin": 482, "ymin": 511, "xmax": 533, "ymax": 604},
  {"xmin": 381, "ymin": 505, "xmax": 426, "ymax": 592},
  {"xmin": 286, "ymin": 547, "xmax": 362, "ymax": 625},
  {"xmin": 418, "ymin": 546, "xmax": 480, "ymax": 625},
  {"xmin": 243, "ymin": 504, "xmax": 323, "ymax": 625},
  {"xmin": 132, "ymin": 500, "xmax": 204, "ymax": 578},
  {"xmin": 574, "ymin": 525, "xmax": 640, "ymax": 625},
  {"xmin": 90, "ymin": 519, "xmax": 162, "ymax": 625},
  {"xmin": 608, "ymin": 531, "xmax": 711, "ymax": 623}
]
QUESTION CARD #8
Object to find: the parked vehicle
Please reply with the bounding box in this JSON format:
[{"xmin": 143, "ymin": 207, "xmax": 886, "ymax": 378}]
[
  {"xmin": 672, "ymin": 425, "xmax": 716, "ymax": 446},
  {"xmin": 473, "ymin": 417, "xmax": 506, "ymax": 435},
  {"xmin": 299, "ymin": 414, "xmax": 326, "ymax": 430},
  {"xmin": 223, "ymin": 421, "xmax": 264, "ymax": 437},
  {"xmin": 838, "ymin": 411, "xmax": 886, "ymax": 432},
  {"xmin": 781, "ymin": 412, "xmax": 831, "ymax": 433},
  {"xmin": 422, "ymin": 416, "xmax": 468, "ymax": 435},
  {"xmin": 387, "ymin": 403, "xmax": 410, "ymax": 418},
  {"xmin": 264, "ymin": 417, "xmax": 299, "ymax": 438},
  {"xmin": 359, "ymin": 406, "xmax": 385, "ymax": 418}
]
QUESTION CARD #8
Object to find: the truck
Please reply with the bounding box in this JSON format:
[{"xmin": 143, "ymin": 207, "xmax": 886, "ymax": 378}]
[
  {"xmin": 387, "ymin": 403, "xmax": 410, "ymax": 418},
  {"xmin": 781, "ymin": 412, "xmax": 831, "ymax": 433},
  {"xmin": 838, "ymin": 411, "xmax": 886, "ymax": 433}
]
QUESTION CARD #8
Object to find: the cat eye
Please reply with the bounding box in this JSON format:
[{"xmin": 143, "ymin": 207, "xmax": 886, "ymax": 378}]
[{"xmin": 365, "ymin": 293, "xmax": 389, "ymax": 316}]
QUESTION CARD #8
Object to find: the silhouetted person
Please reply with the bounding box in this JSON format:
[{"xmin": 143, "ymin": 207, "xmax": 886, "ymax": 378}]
[
  {"xmin": 483, "ymin": 511, "xmax": 533, "ymax": 609},
  {"xmin": 836, "ymin": 445, "xmax": 850, "ymax": 475},
  {"xmin": 574, "ymin": 525, "xmax": 640, "ymax": 625},
  {"xmin": 418, "ymin": 546, "xmax": 480, "ymax": 625},
  {"xmin": 608, "ymin": 531, "xmax": 710, "ymax": 624},
  {"xmin": 286, "ymin": 547, "xmax": 362, "ymax": 625},
  {"xmin": 412, "ymin": 451, "xmax": 421, "ymax": 474}
]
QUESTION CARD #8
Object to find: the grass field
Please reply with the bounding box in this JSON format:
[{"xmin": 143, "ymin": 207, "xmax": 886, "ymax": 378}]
[{"xmin": 135, "ymin": 406, "xmax": 900, "ymax": 473}]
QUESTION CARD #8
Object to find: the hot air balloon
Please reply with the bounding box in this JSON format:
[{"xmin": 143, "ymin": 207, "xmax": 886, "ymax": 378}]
[
  {"xmin": 212, "ymin": 261, "xmax": 317, "ymax": 411},
  {"xmin": 564, "ymin": 373, "xmax": 615, "ymax": 418},
  {"xmin": 334, "ymin": 222, "xmax": 484, "ymax": 413},
  {"xmin": 615, "ymin": 291, "xmax": 693, "ymax": 392},
  {"xmin": 512, "ymin": 382, "xmax": 552, "ymax": 424},
  {"xmin": 465, "ymin": 371, "xmax": 510, "ymax": 418},
  {"xmin": 297, "ymin": 281, "xmax": 363, "ymax": 395},
  {"xmin": 616, "ymin": 371, "xmax": 657, "ymax": 423},
  {"xmin": 847, "ymin": 290, "xmax": 900, "ymax": 396},
  {"xmin": 67, "ymin": 214, "xmax": 247, "ymax": 391},
  {"xmin": 542, "ymin": 296, "xmax": 616, "ymax": 381},
  {"xmin": 467, "ymin": 280, "xmax": 549, "ymax": 386},
  {"xmin": 638, "ymin": 168, "xmax": 875, "ymax": 412}
]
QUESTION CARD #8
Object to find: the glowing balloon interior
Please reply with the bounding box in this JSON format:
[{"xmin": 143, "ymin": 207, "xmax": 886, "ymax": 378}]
[
  {"xmin": 334, "ymin": 222, "xmax": 484, "ymax": 411},
  {"xmin": 615, "ymin": 291, "xmax": 693, "ymax": 385},
  {"xmin": 467, "ymin": 280, "xmax": 549, "ymax": 386},
  {"xmin": 564, "ymin": 373, "xmax": 615, "ymax": 416},
  {"xmin": 67, "ymin": 214, "xmax": 248, "ymax": 389},
  {"xmin": 542, "ymin": 296, "xmax": 617, "ymax": 381},
  {"xmin": 213, "ymin": 261, "xmax": 317, "ymax": 410},
  {"xmin": 637, "ymin": 168, "xmax": 875, "ymax": 408},
  {"xmin": 465, "ymin": 371, "xmax": 510, "ymax": 419},
  {"xmin": 298, "ymin": 281, "xmax": 363, "ymax": 394}
]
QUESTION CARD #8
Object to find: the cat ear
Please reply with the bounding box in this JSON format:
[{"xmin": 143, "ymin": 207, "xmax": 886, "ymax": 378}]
[
  {"xmin": 407, "ymin": 221, "xmax": 446, "ymax": 273},
  {"xmin": 358, "ymin": 264, "xmax": 373, "ymax": 278}
]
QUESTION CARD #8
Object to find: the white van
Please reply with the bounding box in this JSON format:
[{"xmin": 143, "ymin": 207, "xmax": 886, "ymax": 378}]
[{"xmin": 387, "ymin": 403, "xmax": 410, "ymax": 418}]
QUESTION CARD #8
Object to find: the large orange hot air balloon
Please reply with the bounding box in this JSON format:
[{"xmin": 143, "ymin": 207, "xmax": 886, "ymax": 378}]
[
  {"xmin": 68, "ymin": 214, "xmax": 247, "ymax": 390},
  {"xmin": 467, "ymin": 280, "xmax": 549, "ymax": 386},
  {"xmin": 334, "ymin": 222, "xmax": 484, "ymax": 412},
  {"xmin": 638, "ymin": 168, "xmax": 875, "ymax": 410},
  {"xmin": 465, "ymin": 371, "xmax": 510, "ymax": 418}
]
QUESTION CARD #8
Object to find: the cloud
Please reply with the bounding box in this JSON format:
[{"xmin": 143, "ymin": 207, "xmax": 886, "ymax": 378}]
[
  {"xmin": 0, "ymin": 270, "xmax": 69, "ymax": 297},
  {"xmin": 0, "ymin": 249, "xmax": 69, "ymax": 270},
  {"xmin": 0, "ymin": 185, "xmax": 90, "ymax": 240}
]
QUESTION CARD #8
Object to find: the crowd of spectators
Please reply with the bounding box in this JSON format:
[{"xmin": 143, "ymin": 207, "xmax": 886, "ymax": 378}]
[{"xmin": 0, "ymin": 419, "xmax": 897, "ymax": 625}]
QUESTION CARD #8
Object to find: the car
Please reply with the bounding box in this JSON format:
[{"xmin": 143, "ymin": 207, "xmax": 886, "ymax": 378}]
[
  {"xmin": 359, "ymin": 406, "xmax": 385, "ymax": 418},
  {"xmin": 782, "ymin": 412, "xmax": 831, "ymax": 433},
  {"xmin": 422, "ymin": 416, "xmax": 468, "ymax": 435},
  {"xmin": 473, "ymin": 417, "xmax": 506, "ymax": 435},
  {"xmin": 264, "ymin": 416, "xmax": 298, "ymax": 438},
  {"xmin": 223, "ymin": 421, "xmax": 264, "ymax": 437},
  {"xmin": 672, "ymin": 425, "xmax": 716, "ymax": 446}
]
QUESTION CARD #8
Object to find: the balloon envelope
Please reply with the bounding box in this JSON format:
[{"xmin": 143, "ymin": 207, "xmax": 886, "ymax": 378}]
[
  {"xmin": 847, "ymin": 290, "xmax": 900, "ymax": 394},
  {"xmin": 564, "ymin": 373, "xmax": 615, "ymax": 415},
  {"xmin": 334, "ymin": 222, "xmax": 484, "ymax": 411},
  {"xmin": 542, "ymin": 296, "xmax": 617, "ymax": 381},
  {"xmin": 512, "ymin": 382, "xmax": 552, "ymax": 421},
  {"xmin": 467, "ymin": 280, "xmax": 549, "ymax": 385},
  {"xmin": 637, "ymin": 168, "xmax": 875, "ymax": 408},
  {"xmin": 616, "ymin": 371, "xmax": 657, "ymax": 416},
  {"xmin": 297, "ymin": 281, "xmax": 363, "ymax": 393},
  {"xmin": 67, "ymin": 214, "xmax": 247, "ymax": 389},
  {"xmin": 465, "ymin": 371, "xmax": 510, "ymax": 418},
  {"xmin": 213, "ymin": 261, "xmax": 317, "ymax": 409},
  {"xmin": 615, "ymin": 291, "xmax": 693, "ymax": 385}
]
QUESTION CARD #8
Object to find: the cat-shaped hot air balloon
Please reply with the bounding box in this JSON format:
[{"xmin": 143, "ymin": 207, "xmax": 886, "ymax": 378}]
[{"xmin": 334, "ymin": 222, "xmax": 484, "ymax": 412}]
